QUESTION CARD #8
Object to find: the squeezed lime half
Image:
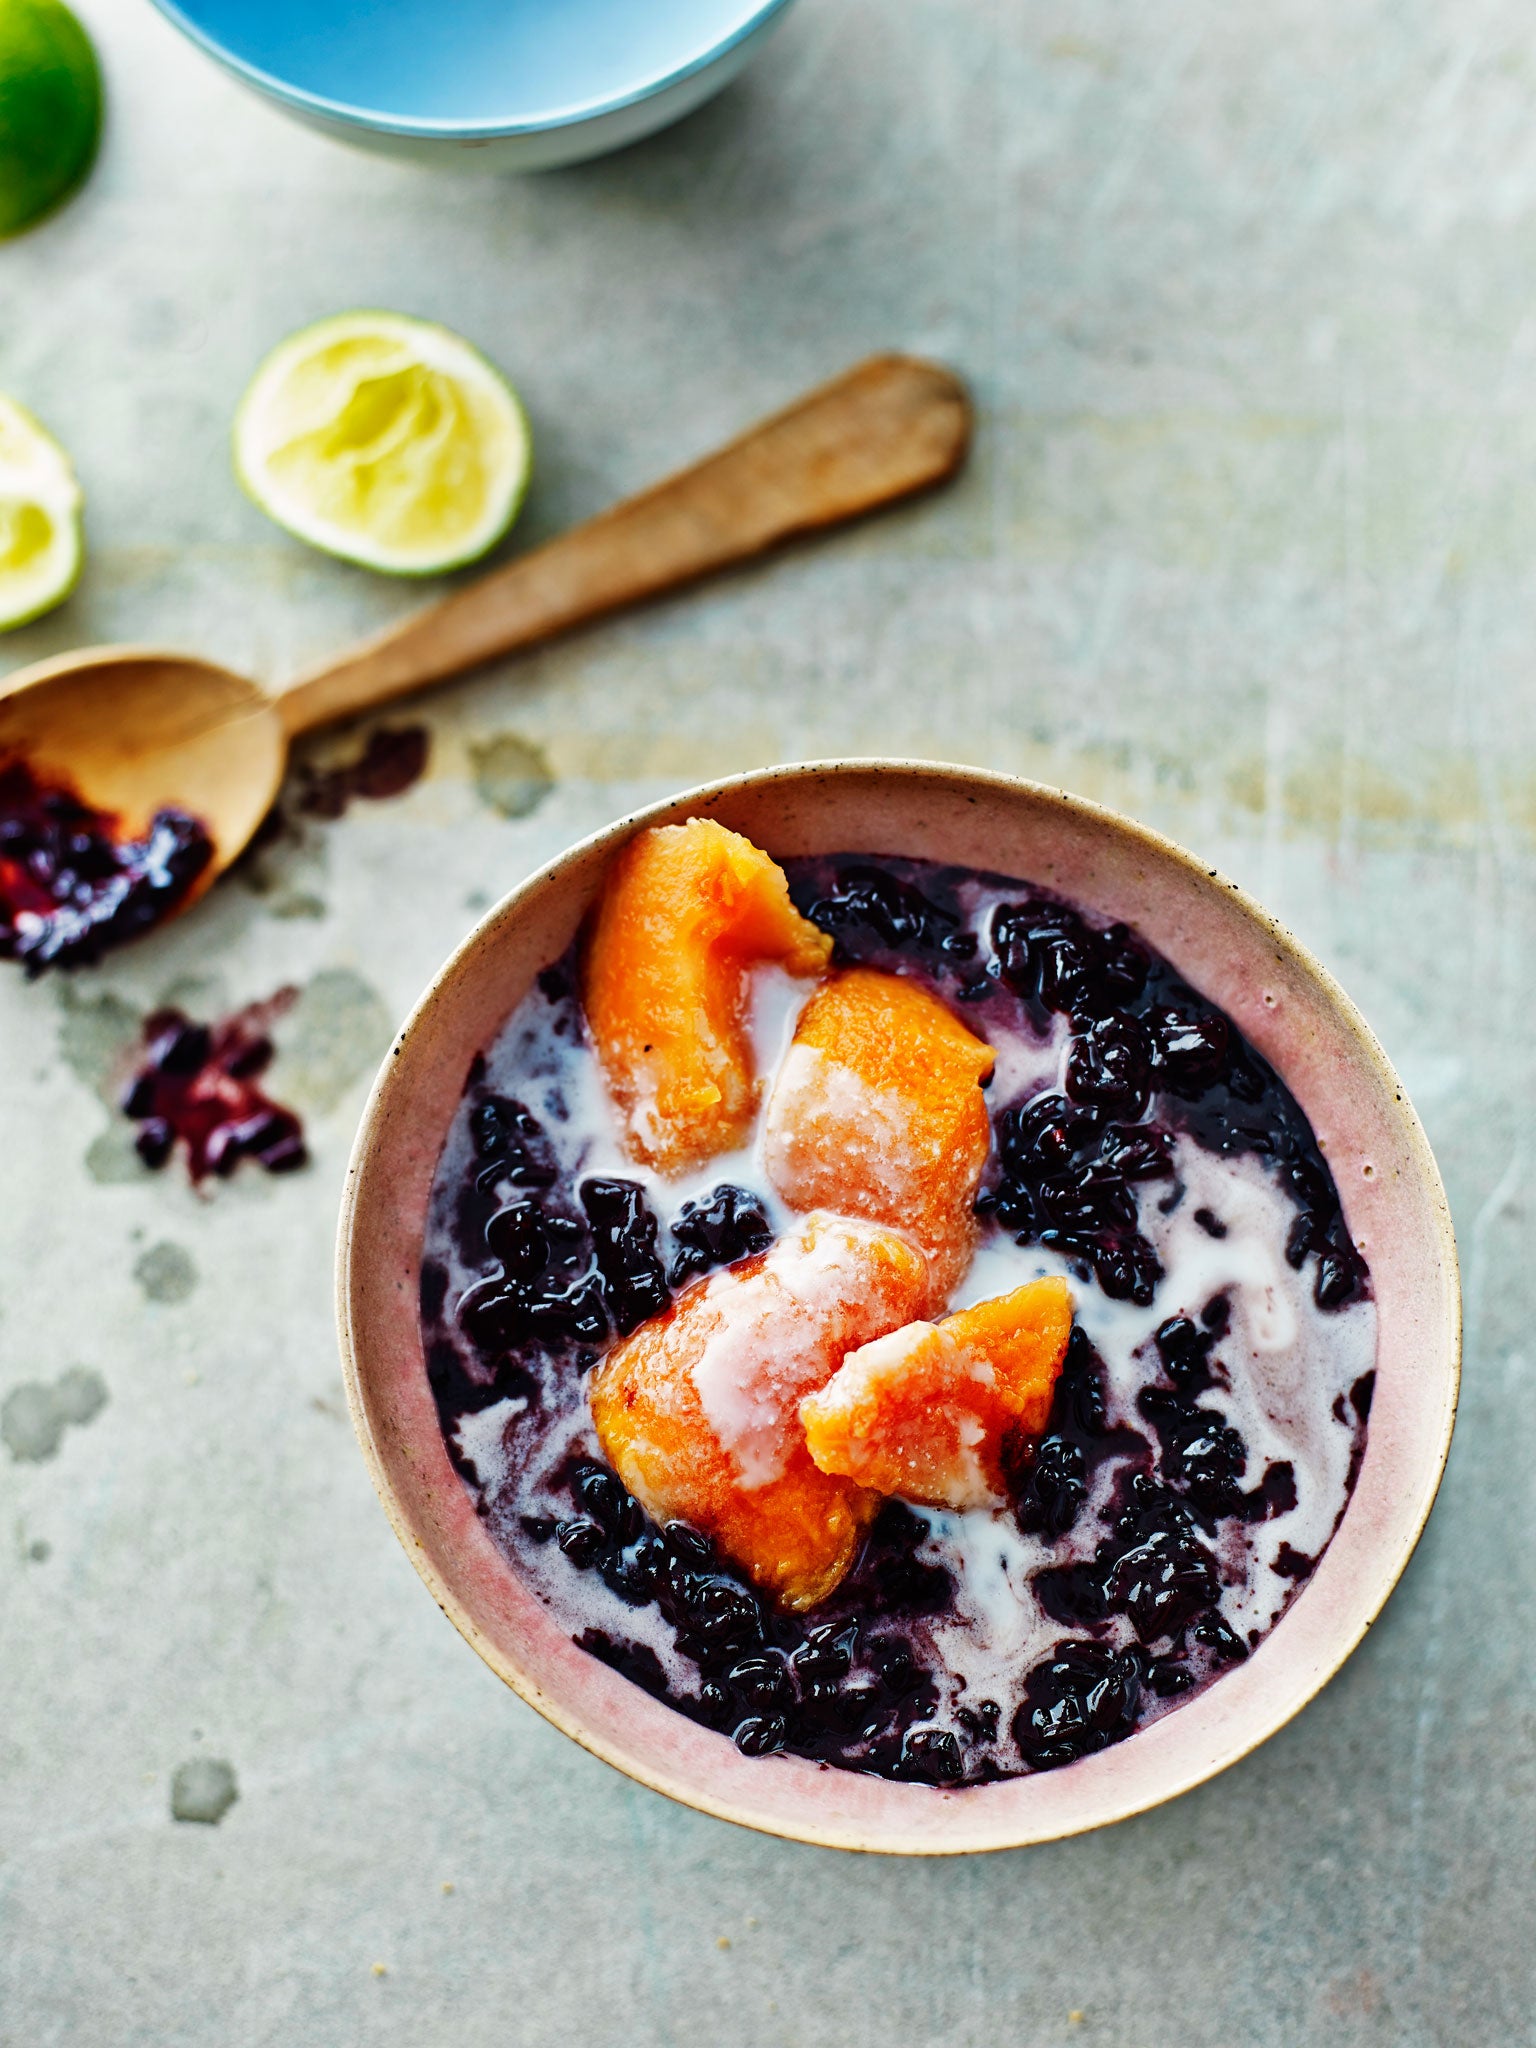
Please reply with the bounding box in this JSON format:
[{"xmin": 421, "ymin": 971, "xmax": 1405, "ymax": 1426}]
[
  {"xmin": 0, "ymin": 392, "xmax": 83, "ymax": 629},
  {"xmin": 233, "ymin": 311, "xmax": 533, "ymax": 576}
]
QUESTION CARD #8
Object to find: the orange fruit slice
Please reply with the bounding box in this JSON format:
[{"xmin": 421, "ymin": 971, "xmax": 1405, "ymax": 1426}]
[
  {"xmin": 762, "ymin": 966, "xmax": 995, "ymax": 1307},
  {"xmin": 589, "ymin": 1212, "xmax": 930, "ymax": 1608},
  {"xmin": 583, "ymin": 818, "xmax": 832, "ymax": 1175},
  {"xmin": 800, "ymin": 1276, "xmax": 1074, "ymax": 1511}
]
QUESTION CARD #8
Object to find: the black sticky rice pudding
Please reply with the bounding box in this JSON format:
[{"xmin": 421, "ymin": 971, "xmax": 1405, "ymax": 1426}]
[
  {"xmin": 0, "ymin": 758, "xmax": 213, "ymax": 973},
  {"xmin": 418, "ymin": 855, "xmax": 1375, "ymax": 1785}
]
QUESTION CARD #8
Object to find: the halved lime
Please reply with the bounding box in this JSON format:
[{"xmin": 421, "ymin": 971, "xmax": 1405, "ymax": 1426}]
[
  {"xmin": 0, "ymin": 0, "xmax": 102, "ymax": 241},
  {"xmin": 0, "ymin": 392, "xmax": 83, "ymax": 629},
  {"xmin": 233, "ymin": 311, "xmax": 533, "ymax": 577}
]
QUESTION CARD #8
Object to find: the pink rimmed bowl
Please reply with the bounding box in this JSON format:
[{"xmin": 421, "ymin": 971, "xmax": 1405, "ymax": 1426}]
[{"xmin": 335, "ymin": 761, "xmax": 1460, "ymax": 1854}]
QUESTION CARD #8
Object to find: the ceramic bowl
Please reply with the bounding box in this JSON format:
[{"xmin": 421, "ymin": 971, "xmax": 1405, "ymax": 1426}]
[
  {"xmin": 149, "ymin": 0, "xmax": 796, "ymax": 171},
  {"xmin": 336, "ymin": 761, "xmax": 1460, "ymax": 1854}
]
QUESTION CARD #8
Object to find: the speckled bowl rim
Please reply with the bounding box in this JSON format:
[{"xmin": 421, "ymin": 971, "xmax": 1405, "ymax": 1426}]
[{"xmin": 336, "ymin": 760, "xmax": 1460, "ymax": 1855}]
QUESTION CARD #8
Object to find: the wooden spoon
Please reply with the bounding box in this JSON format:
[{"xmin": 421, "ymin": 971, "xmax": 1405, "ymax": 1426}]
[{"xmin": 0, "ymin": 355, "xmax": 970, "ymax": 904}]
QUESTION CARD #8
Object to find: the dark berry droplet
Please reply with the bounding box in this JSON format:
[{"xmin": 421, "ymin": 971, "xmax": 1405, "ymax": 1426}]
[
  {"xmin": 1148, "ymin": 1658, "xmax": 1194, "ymax": 1696},
  {"xmin": 1193, "ymin": 1611, "xmax": 1248, "ymax": 1662},
  {"xmin": 222, "ymin": 1033, "xmax": 274, "ymax": 1082},
  {"xmin": 1273, "ymin": 1542, "xmax": 1315, "ymax": 1580},
  {"xmin": 801, "ymin": 864, "xmax": 976, "ymax": 967},
  {"xmin": 470, "ymin": 1096, "xmax": 557, "ymax": 1187},
  {"xmin": 556, "ymin": 1516, "xmax": 607, "ymax": 1567},
  {"xmin": 257, "ymin": 1129, "xmax": 308, "ymax": 1172},
  {"xmin": 667, "ymin": 1184, "xmax": 774, "ymax": 1285},
  {"xmin": 134, "ymin": 1119, "xmax": 175, "ymax": 1169},
  {"xmin": 524, "ymin": 1274, "xmax": 609, "ymax": 1346},
  {"xmin": 663, "ymin": 1522, "xmax": 714, "ymax": 1567},
  {"xmin": 120, "ymin": 1072, "xmax": 157, "ymax": 1118},
  {"xmin": 570, "ymin": 1461, "xmax": 634, "ymax": 1537},
  {"xmin": 954, "ymin": 1698, "xmax": 1001, "ymax": 1742},
  {"xmin": 602, "ymin": 1533, "xmax": 665, "ymax": 1605},
  {"xmin": 726, "ymin": 1652, "xmax": 792, "ymax": 1711},
  {"xmin": 1202, "ymin": 1292, "xmax": 1232, "ymax": 1335},
  {"xmin": 485, "ymin": 1200, "xmax": 550, "ymax": 1280},
  {"xmin": 1012, "ymin": 1641, "xmax": 1143, "ymax": 1770},
  {"xmin": 457, "ymin": 1276, "xmax": 530, "ymax": 1351},
  {"xmin": 1015, "ymin": 1434, "xmax": 1087, "ymax": 1540},
  {"xmin": 151, "ymin": 1020, "xmax": 212, "ymax": 1075},
  {"xmin": 870, "ymin": 1639, "xmax": 923, "ymax": 1697},
  {"xmin": 1146, "ymin": 1005, "xmax": 1229, "ymax": 1086},
  {"xmin": 1244, "ymin": 1460, "xmax": 1297, "ymax": 1522},
  {"xmin": 574, "ymin": 1629, "xmax": 670, "ymax": 1699},
  {"xmin": 674, "ymin": 1573, "xmax": 763, "ymax": 1654},
  {"xmin": 1066, "ymin": 1013, "xmax": 1152, "ymax": 1112},
  {"xmin": 1152, "ymin": 1314, "xmax": 1216, "ymax": 1394},
  {"xmin": 899, "ymin": 1726, "xmax": 963, "ymax": 1783},
  {"xmin": 1104, "ymin": 1527, "xmax": 1220, "ymax": 1641},
  {"xmin": 580, "ymin": 1177, "xmax": 669, "ymax": 1334},
  {"xmin": 789, "ymin": 1622, "xmax": 857, "ymax": 1689},
  {"xmin": 734, "ymin": 1715, "xmax": 788, "ymax": 1757},
  {"xmin": 1137, "ymin": 1386, "xmax": 1249, "ymax": 1515}
]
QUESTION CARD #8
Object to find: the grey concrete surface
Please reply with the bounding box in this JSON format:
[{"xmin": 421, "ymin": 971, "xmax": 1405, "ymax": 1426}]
[{"xmin": 0, "ymin": 0, "xmax": 1529, "ymax": 2041}]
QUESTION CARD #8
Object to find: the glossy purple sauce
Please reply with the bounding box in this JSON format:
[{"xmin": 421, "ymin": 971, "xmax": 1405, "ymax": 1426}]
[
  {"xmin": 419, "ymin": 856, "xmax": 1375, "ymax": 1784},
  {"xmin": 119, "ymin": 993, "xmax": 307, "ymax": 1181},
  {"xmin": 293, "ymin": 725, "xmax": 429, "ymax": 820},
  {"xmin": 0, "ymin": 758, "xmax": 214, "ymax": 974}
]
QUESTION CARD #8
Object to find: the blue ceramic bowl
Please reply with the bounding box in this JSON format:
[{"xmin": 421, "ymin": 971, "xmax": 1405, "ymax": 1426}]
[{"xmin": 149, "ymin": 0, "xmax": 797, "ymax": 169}]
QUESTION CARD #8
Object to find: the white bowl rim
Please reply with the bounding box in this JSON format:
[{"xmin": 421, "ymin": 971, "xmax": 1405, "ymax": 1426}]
[{"xmin": 336, "ymin": 759, "xmax": 1461, "ymax": 1854}]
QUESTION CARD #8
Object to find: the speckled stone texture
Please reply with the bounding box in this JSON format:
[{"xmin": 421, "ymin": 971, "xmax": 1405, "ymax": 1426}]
[{"xmin": 0, "ymin": 0, "xmax": 1523, "ymax": 2041}]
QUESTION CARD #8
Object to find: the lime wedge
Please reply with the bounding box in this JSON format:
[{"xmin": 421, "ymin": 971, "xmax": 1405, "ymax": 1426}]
[
  {"xmin": 233, "ymin": 311, "xmax": 533, "ymax": 576},
  {"xmin": 0, "ymin": 392, "xmax": 83, "ymax": 629},
  {"xmin": 0, "ymin": 0, "xmax": 102, "ymax": 241}
]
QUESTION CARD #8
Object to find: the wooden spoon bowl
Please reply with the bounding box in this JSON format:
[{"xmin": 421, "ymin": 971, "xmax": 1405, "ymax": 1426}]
[{"xmin": 0, "ymin": 648, "xmax": 283, "ymax": 888}]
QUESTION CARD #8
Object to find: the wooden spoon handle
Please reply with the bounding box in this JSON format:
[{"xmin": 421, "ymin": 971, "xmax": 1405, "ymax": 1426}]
[{"xmin": 271, "ymin": 354, "xmax": 970, "ymax": 738}]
